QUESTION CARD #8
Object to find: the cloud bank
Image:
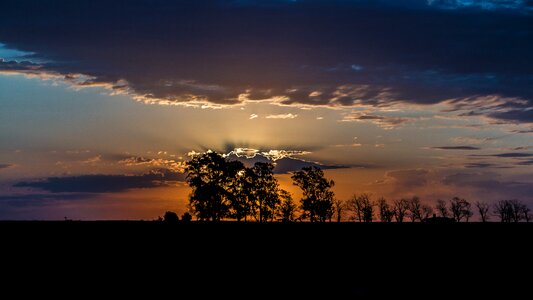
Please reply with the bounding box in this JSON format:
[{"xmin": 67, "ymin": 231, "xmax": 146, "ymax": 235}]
[{"xmin": 0, "ymin": 0, "xmax": 530, "ymax": 123}]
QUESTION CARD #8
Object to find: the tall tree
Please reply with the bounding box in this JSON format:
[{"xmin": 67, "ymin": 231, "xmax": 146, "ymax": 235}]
[
  {"xmin": 186, "ymin": 151, "xmax": 241, "ymax": 221},
  {"xmin": 450, "ymin": 197, "xmax": 472, "ymax": 222},
  {"xmin": 421, "ymin": 204, "xmax": 434, "ymax": 221},
  {"xmin": 347, "ymin": 194, "xmax": 374, "ymax": 222},
  {"xmin": 277, "ymin": 189, "xmax": 297, "ymax": 222},
  {"xmin": 493, "ymin": 200, "xmax": 512, "ymax": 222},
  {"xmin": 475, "ymin": 201, "xmax": 490, "ymax": 222},
  {"xmin": 377, "ymin": 197, "xmax": 394, "ymax": 223},
  {"xmin": 227, "ymin": 160, "xmax": 252, "ymax": 222},
  {"xmin": 292, "ymin": 167, "xmax": 335, "ymax": 222},
  {"xmin": 392, "ymin": 199, "xmax": 409, "ymax": 223},
  {"xmin": 332, "ymin": 199, "xmax": 346, "ymax": 223},
  {"xmin": 436, "ymin": 199, "xmax": 449, "ymax": 218},
  {"xmin": 249, "ymin": 162, "xmax": 280, "ymax": 222},
  {"xmin": 407, "ymin": 196, "xmax": 422, "ymax": 222}
]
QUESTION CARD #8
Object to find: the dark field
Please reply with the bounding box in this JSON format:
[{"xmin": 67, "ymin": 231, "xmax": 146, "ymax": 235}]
[{"xmin": 2, "ymin": 221, "xmax": 530, "ymax": 298}]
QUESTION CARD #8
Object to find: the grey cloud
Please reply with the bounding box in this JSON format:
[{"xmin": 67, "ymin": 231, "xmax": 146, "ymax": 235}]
[
  {"xmin": 0, "ymin": 193, "xmax": 90, "ymax": 207},
  {"xmin": 432, "ymin": 146, "xmax": 481, "ymax": 150},
  {"xmin": 14, "ymin": 169, "xmax": 186, "ymax": 193},
  {"xmin": 442, "ymin": 172, "xmax": 533, "ymax": 201},
  {"xmin": 491, "ymin": 152, "xmax": 533, "ymax": 158},
  {"xmin": 0, "ymin": 0, "xmax": 531, "ymax": 122},
  {"xmin": 0, "ymin": 164, "xmax": 12, "ymax": 169}
]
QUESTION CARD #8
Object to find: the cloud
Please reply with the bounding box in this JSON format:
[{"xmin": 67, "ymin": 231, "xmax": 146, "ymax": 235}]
[
  {"xmin": 463, "ymin": 163, "xmax": 498, "ymax": 168},
  {"xmin": 249, "ymin": 114, "xmax": 259, "ymax": 120},
  {"xmin": 265, "ymin": 113, "xmax": 298, "ymax": 119},
  {"xmin": 0, "ymin": 164, "xmax": 12, "ymax": 170},
  {"xmin": 431, "ymin": 146, "xmax": 481, "ymax": 150},
  {"xmin": 0, "ymin": 193, "xmax": 90, "ymax": 207},
  {"xmin": 386, "ymin": 169, "xmax": 430, "ymax": 188},
  {"xmin": 0, "ymin": 0, "xmax": 531, "ymax": 123},
  {"xmin": 427, "ymin": 0, "xmax": 530, "ymax": 10},
  {"xmin": 222, "ymin": 148, "xmax": 344, "ymax": 173},
  {"xmin": 489, "ymin": 152, "xmax": 533, "ymax": 158},
  {"xmin": 341, "ymin": 113, "xmax": 412, "ymax": 129},
  {"xmin": 442, "ymin": 172, "xmax": 533, "ymax": 201},
  {"xmin": 118, "ymin": 156, "xmax": 186, "ymax": 172},
  {"xmin": 14, "ymin": 169, "xmax": 186, "ymax": 193}
]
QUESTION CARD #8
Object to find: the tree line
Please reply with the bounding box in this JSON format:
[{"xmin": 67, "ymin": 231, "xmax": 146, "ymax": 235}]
[{"xmin": 173, "ymin": 151, "xmax": 531, "ymax": 223}]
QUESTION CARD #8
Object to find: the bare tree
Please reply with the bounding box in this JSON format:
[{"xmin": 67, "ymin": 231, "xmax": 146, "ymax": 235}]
[
  {"xmin": 493, "ymin": 200, "xmax": 512, "ymax": 222},
  {"xmin": 421, "ymin": 204, "xmax": 434, "ymax": 221},
  {"xmin": 393, "ymin": 199, "xmax": 409, "ymax": 223},
  {"xmin": 522, "ymin": 204, "xmax": 531, "ymax": 223},
  {"xmin": 377, "ymin": 197, "xmax": 394, "ymax": 222},
  {"xmin": 475, "ymin": 201, "xmax": 490, "ymax": 222},
  {"xmin": 436, "ymin": 199, "xmax": 449, "ymax": 218},
  {"xmin": 332, "ymin": 199, "xmax": 346, "ymax": 223},
  {"xmin": 347, "ymin": 194, "xmax": 374, "ymax": 222},
  {"xmin": 509, "ymin": 200, "xmax": 524, "ymax": 223},
  {"xmin": 450, "ymin": 197, "xmax": 472, "ymax": 222},
  {"xmin": 407, "ymin": 196, "xmax": 423, "ymax": 222}
]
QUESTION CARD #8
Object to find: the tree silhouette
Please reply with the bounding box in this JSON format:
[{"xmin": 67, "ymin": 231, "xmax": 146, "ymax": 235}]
[
  {"xmin": 277, "ymin": 189, "xmax": 297, "ymax": 222},
  {"xmin": 249, "ymin": 162, "xmax": 280, "ymax": 222},
  {"xmin": 392, "ymin": 198, "xmax": 409, "ymax": 223},
  {"xmin": 227, "ymin": 161, "xmax": 253, "ymax": 222},
  {"xmin": 523, "ymin": 205, "xmax": 531, "ymax": 223},
  {"xmin": 292, "ymin": 167, "xmax": 335, "ymax": 222},
  {"xmin": 450, "ymin": 197, "xmax": 472, "ymax": 222},
  {"xmin": 333, "ymin": 199, "xmax": 346, "ymax": 223},
  {"xmin": 186, "ymin": 151, "xmax": 242, "ymax": 221},
  {"xmin": 407, "ymin": 196, "xmax": 422, "ymax": 222},
  {"xmin": 436, "ymin": 199, "xmax": 449, "ymax": 218},
  {"xmin": 347, "ymin": 194, "xmax": 374, "ymax": 222},
  {"xmin": 377, "ymin": 197, "xmax": 394, "ymax": 222},
  {"xmin": 493, "ymin": 200, "xmax": 512, "ymax": 222},
  {"xmin": 163, "ymin": 211, "xmax": 179, "ymax": 222},
  {"xmin": 475, "ymin": 201, "xmax": 490, "ymax": 222},
  {"xmin": 421, "ymin": 204, "xmax": 434, "ymax": 221},
  {"xmin": 181, "ymin": 212, "xmax": 192, "ymax": 222}
]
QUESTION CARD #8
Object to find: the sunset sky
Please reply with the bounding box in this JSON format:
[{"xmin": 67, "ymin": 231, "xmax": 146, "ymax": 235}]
[{"xmin": 0, "ymin": 0, "xmax": 532, "ymax": 220}]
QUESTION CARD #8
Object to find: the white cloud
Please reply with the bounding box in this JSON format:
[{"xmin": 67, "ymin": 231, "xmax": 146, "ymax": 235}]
[
  {"xmin": 249, "ymin": 114, "xmax": 259, "ymax": 120},
  {"xmin": 265, "ymin": 113, "xmax": 298, "ymax": 119}
]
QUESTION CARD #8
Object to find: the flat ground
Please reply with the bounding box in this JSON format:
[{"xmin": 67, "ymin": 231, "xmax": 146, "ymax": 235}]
[{"xmin": 1, "ymin": 221, "xmax": 530, "ymax": 298}]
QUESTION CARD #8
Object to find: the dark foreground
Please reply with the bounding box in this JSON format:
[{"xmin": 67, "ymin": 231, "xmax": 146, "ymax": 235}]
[{"xmin": 1, "ymin": 221, "xmax": 531, "ymax": 298}]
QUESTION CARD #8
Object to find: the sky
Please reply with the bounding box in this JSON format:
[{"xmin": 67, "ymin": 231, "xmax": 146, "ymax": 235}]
[{"xmin": 0, "ymin": 0, "xmax": 532, "ymax": 220}]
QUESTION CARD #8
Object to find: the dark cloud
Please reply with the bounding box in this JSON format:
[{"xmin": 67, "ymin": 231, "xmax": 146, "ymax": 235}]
[
  {"xmin": 0, "ymin": 164, "xmax": 12, "ymax": 169},
  {"xmin": 14, "ymin": 169, "xmax": 186, "ymax": 193},
  {"xmin": 491, "ymin": 152, "xmax": 533, "ymax": 158},
  {"xmin": 432, "ymin": 146, "xmax": 481, "ymax": 150},
  {"xmin": 0, "ymin": 0, "xmax": 531, "ymax": 121},
  {"xmin": 0, "ymin": 193, "xmax": 90, "ymax": 207},
  {"xmin": 464, "ymin": 163, "xmax": 497, "ymax": 168}
]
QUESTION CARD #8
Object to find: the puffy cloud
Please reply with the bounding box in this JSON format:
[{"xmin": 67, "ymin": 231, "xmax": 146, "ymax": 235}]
[
  {"xmin": 223, "ymin": 148, "xmax": 344, "ymax": 173},
  {"xmin": 14, "ymin": 169, "xmax": 186, "ymax": 193}
]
